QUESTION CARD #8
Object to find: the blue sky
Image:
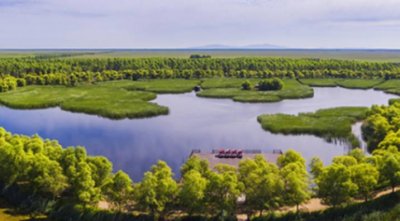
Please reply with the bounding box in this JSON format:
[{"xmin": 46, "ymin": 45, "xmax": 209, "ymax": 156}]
[{"xmin": 1, "ymin": 0, "xmax": 400, "ymax": 49}]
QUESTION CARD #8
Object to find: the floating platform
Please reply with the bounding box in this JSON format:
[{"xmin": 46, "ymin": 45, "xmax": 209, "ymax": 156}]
[{"xmin": 189, "ymin": 149, "xmax": 282, "ymax": 169}]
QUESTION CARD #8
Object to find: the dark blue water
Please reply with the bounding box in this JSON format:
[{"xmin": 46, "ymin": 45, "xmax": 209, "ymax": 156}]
[{"xmin": 0, "ymin": 87, "xmax": 396, "ymax": 180}]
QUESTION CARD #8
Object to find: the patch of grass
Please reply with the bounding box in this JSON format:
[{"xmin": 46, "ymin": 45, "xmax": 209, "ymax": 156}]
[
  {"xmin": 299, "ymin": 78, "xmax": 384, "ymax": 89},
  {"xmin": 373, "ymin": 80, "xmax": 400, "ymax": 95},
  {"xmin": 197, "ymin": 79, "xmax": 313, "ymax": 102},
  {"xmin": 257, "ymin": 107, "xmax": 369, "ymax": 147},
  {"xmin": 200, "ymin": 78, "xmax": 259, "ymax": 89},
  {"xmin": 335, "ymin": 79, "xmax": 384, "ymax": 89},
  {"xmin": 120, "ymin": 79, "xmax": 200, "ymax": 93},
  {"xmin": 299, "ymin": 79, "xmax": 338, "ymax": 87},
  {"xmin": 0, "ymin": 83, "xmax": 169, "ymax": 119},
  {"xmin": 374, "ymin": 80, "xmax": 400, "ymax": 90}
]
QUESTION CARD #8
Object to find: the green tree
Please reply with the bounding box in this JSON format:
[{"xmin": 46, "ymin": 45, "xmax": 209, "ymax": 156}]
[
  {"xmin": 180, "ymin": 155, "xmax": 210, "ymax": 177},
  {"xmin": 280, "ymin": 162, "xmax": 310, "ymax": 212},
  {"xmin": 372, "ymin": 146, "xmax": 400, "ymax": 192},
  {"xmin": 310, "ymin": 157, "xmax": 324, "ymax": 178},
  {"xmin": 134, "ymin": 161, "xmax": 178, "ymax": 220},
  {"xmin": 350, "ymin": 163, "xmax": 379, "ymax": 201},
  {"xmin": 178, "ymin": 170, "xmax": 208, "ymax": 216},
  {"xmin": 105, "ymin": 170, "xmax": 133, "ymax": 211},
  {"xmin": 315, "ymin": 164, "xmax": 357, "ymax": 206},
  {"xmin": 242, "ymin": 80, "xmax": 252, "ymax": 90},
  {"xmin": 238, "ymin": 155, "xmax": 283, "ymax": 217},
  {"xmin": 205, "ymin": 164, "xmax": 242, "ymax": 218}
]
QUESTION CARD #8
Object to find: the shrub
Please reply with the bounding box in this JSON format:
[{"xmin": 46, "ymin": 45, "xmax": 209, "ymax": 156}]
[
  {"xmin": 258, "ymin": 78, "xmax": 284, "ymax": 91},
  {"xmin": 242, "ymin": 80, "xmax": 252, "ymax": 90}
]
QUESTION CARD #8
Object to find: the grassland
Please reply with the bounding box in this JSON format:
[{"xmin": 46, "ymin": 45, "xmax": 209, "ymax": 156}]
[
  {"xmin": 0, "ymin": 79, "xmax": 315, "ymax": 119},
  {"xmin": 198, "ymin": 79, "xmax": 314, "ymax": 102},
  {"xmin": 4, "ymin": 49, "xmax": 400, "ymax": 61},
  {"xmin": 0, "ymin": 82, "xmax": 169, "ymax": 119},
  {"xmin": 122, "ymin": 79, "xmax": 200, "ymax": 93},
  {"xmin": 299, "ymin": 79, "xmax": 385, "ymax": 89},
  {"xmin": 257, "ymin": 107, "xmax": 369, "ymax": 147}
]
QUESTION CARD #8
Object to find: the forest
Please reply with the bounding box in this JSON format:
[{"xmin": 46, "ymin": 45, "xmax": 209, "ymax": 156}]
[{"xmin": 1, "ymin": 56, "xmax": 400, "ymax": 92}]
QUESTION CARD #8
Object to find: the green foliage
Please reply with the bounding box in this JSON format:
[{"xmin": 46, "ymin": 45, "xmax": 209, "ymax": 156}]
[
  {"xmin": 258, "ymin": 78, "xmax": 284, "ymax": 91},
  {"xmin": 371, "ymin": 146, "xmax": 400, "ymax": 192},
  {"xmin": 300, "ymin": 78, "xmax": 384, "ymax": 89},
  {"xmin": 242, "ymin": 80, "xmax": 252, "ymax": 90},
  {"xmin": 0, "ymin": 82, "xmax": 169, "ymax": 119},
  {"xmin": 179, "ymin": 170, "xmax": 208, "ymax": 215},
  {"xmin": 204, "ymin": 164, "xmax": 242, "ymax": 218},
  {"xmin": 0, "ymin": 125, "xmax": 398, "ymax": 220},
  {"xmin": 278, "ymin": 151, "xmax": 310, "ymax": 212},
  {"xmin": 362, "ymin": 102, "xmax": 400, "ymax": 151},
  {"xmin": 134, "ymin": 161, "xmax": 178, "ymax": 219},
  {"xmin": 198, "ymin": 79, "xmax": 313, "ymax": 102},
  {"xmin": 315, "ymin": 163, "xmax": 358, "ymax": 206},
  {"xmin": 105, "ymin": 170, "xmax": 133, "ymax": 211},
  {"xmin": 0, "ymin": 128, "xmax": 118, "ymax": 217},
  {"xmin": 239, "ymin": 155, "xmax": 284, "ymax": 216},
  {"xmin": 190, "ymin": 54, "xmax": 211, "ymax": 59},
  {"xmin": 258, "ymin": 107, "xmax": 368, "ymax": 147}
]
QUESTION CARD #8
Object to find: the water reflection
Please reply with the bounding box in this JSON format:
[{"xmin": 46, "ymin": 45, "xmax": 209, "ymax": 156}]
[{"xmin": 0, "ymin": 87, "xmax": 397, "ymax": 180}]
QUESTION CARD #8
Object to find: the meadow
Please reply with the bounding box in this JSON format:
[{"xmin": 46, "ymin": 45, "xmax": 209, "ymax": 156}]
[
  {"xmin": 299, "ymin": 79, "xmax": 385, "ymax": 89},
  {"xmin": 257, "ymin": 107, "xmax": 369, "ymax": 147},
  {"xmin": 3, "ymin": 49, "xmax": 400, "ymax": 61},
  {"xmin": 198, "ymin": 79, "xmax": 313, "ymax": 102},
  {"xmin": 0, "ymin": 82, "xmax": 169, "ymax": 119}
]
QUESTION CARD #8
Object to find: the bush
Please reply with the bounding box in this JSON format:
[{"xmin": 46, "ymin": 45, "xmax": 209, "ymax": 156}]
[
  {"xmin": 258, "ymin": 78, "xmax": 284, "ymax": 91},
  {"xmin": 242, "ymin": 80, "xmax": 252, "ymax": 90}
]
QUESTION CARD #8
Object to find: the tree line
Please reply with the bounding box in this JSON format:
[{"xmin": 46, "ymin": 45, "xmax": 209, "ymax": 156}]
[
  {"xmin": 1, "ymin": 57, "xmax": 400, "ymax": 92},
  {"xmin": 0, "ymin": 125, "xmax": 399, "ymax": 220}
]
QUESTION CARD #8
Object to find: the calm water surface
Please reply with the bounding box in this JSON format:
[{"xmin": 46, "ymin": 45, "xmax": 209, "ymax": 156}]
[{"xmin": 0, "ymin": 87, "xmax": 397, "ymax": 180}]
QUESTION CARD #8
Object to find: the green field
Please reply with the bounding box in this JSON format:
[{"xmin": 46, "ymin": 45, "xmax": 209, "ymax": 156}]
[
  {"xmin": 122, "ymin": 79, "xmax": 200, "ymax": 93},
  {"xmin": 3, "ymin": 49, "xmax": 400, "ymax": 61},
  {"xmin": 299, "ymin": 79, "xmax": 385, "ymax": 89},
  {"xmin": 257, "ymin": 107, "xmax": 369, "ymax": 147},
  {"xmin": 0, "ymin": 82, "xmax": 170, "ymax": 119},
  {"xmin": 198, "ymin": 79, "xmax": 313, "ymax": 102}
]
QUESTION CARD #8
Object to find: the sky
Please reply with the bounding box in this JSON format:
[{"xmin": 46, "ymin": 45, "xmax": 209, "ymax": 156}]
[{"xmin": 0, "ymin": 0, "xmax": 400, "ymax": 49}]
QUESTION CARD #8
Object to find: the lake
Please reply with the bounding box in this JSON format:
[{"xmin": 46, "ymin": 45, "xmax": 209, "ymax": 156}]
[{"xmin": 0, "ymin": 87, "xmax": 397, "ymax": 180}]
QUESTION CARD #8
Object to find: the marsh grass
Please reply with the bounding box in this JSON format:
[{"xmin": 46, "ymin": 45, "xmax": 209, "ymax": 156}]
[
  {"xmin": 0, "ymin": 83, "xmax": 169, "ymax": 119},
  {"xmin": 197, "ymin": 79, "xmax": 313, "ymax": 102},
  {"xmin": 257, "ymin": 107, "xmax": 369, "ymax": 147},
  {"xmin": 299, "ymin": 79, "xmax": 384, "ymax": 89},
  {"xmin": 120, "ymin": 79, "xmax": 200, "ymax": 93}
]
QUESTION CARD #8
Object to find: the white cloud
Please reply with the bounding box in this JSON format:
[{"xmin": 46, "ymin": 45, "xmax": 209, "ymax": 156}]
[{"xmin": 0, "ymin": 0, "xmax": 400, "ymax": 48}]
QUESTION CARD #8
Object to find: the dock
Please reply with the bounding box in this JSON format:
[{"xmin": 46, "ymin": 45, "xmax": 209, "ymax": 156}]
[{"xmin": 189, "ymin": 149, "xmax": 282, "ymax": 169}]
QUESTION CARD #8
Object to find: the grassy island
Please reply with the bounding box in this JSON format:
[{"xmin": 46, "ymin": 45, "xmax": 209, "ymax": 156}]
[
  {"xmin": 257, "ymin": 107, "xmax": 369, "ymax": 147},
  {"xmin": 0, "ymin": 82, "xmax": 170, "ymax": 119},
  {"xmin": 197, "ymin": 79, "xmax": 314, "ymax": 102}
]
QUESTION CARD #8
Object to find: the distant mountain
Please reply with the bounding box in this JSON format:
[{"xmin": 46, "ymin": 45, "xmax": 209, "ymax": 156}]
[
  {"xmin": 244, "ymin": 43, "xmax": 283, "ymax": 49},
  {"xmin": 191, "ymin": 43, "xmax": 284, "ymax": 49}
]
